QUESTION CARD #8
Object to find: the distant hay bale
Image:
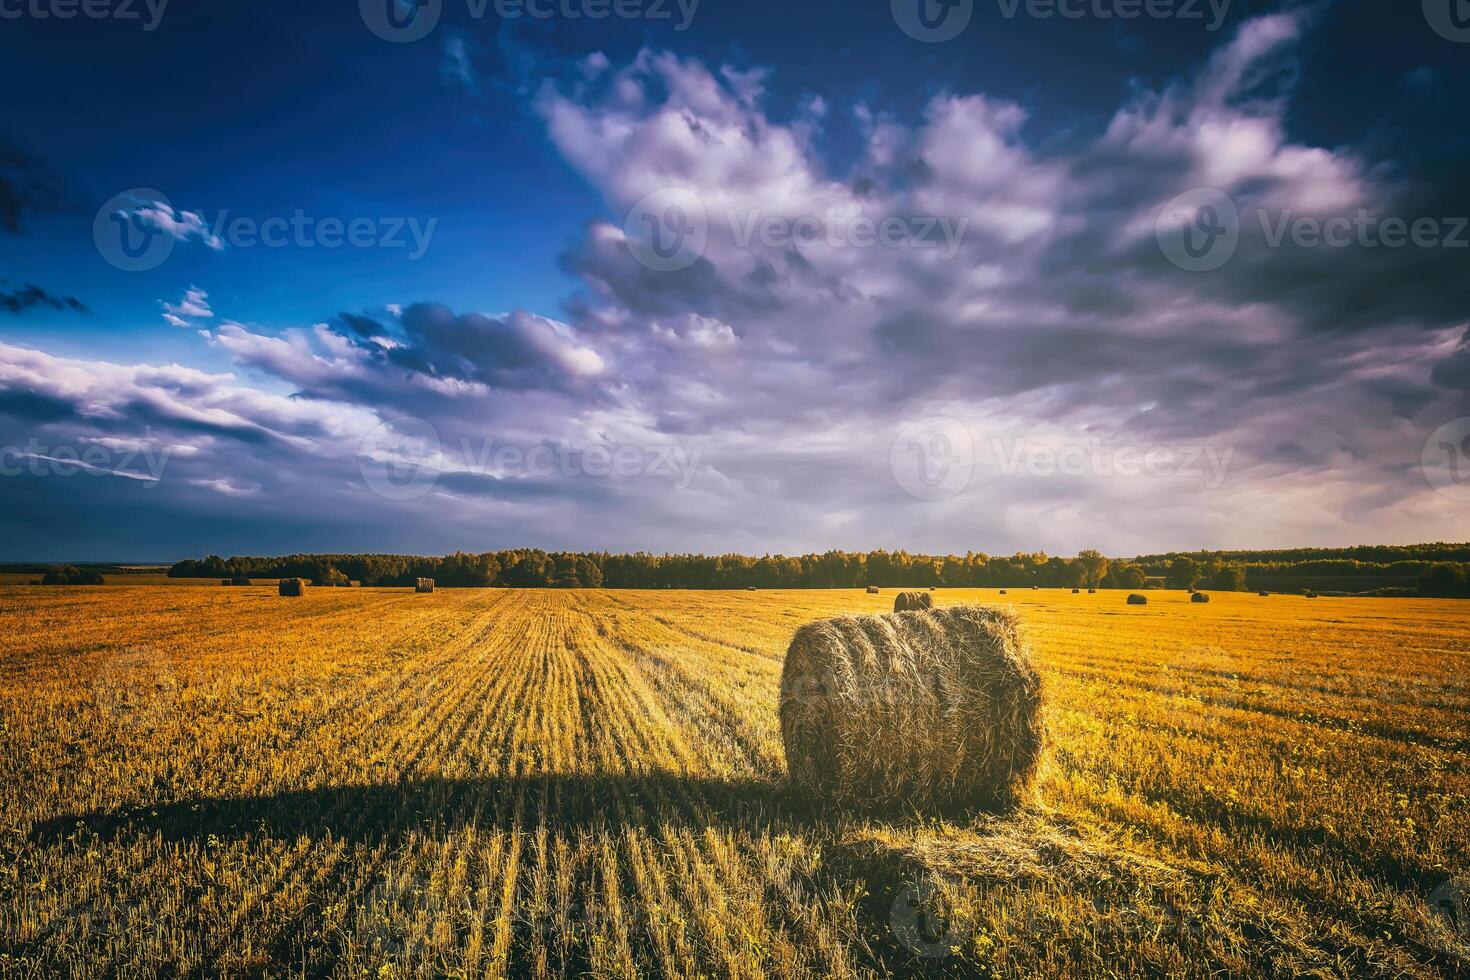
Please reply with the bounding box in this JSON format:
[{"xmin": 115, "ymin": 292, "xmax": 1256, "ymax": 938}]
[
  {"xmin": 278, "ymin": 579, "xmax": 305, "ymax": 597},
  {"xmin": 746, "ymin": 586, "xmax": 757, "ymax": 591},
  {"xmin": 1088, "ymin": 588, "xmax": 1097, "ymax": 594},
  {"xmin": 1304, "ymin": 590, "xmax": 1319, "ymax": 598},
  {"xmin": 1192, "ymin": 592, "xmax": 1211, "ymax": 603},
  {"xmin": 416, "ymin": 578, "xmax": 435, "ymax": 594},
  {"xmin": 1259, "ymin": 591, "xmax": 1270, "ymax": 597},
  {"xmin": 1127, "ymin": 594, "xmax": 1148, "ymax": 606},
  {"xmin": 866, "ymin": 586, "xmax": 880, "ymax": 594},
  {"xmin": 221, "ymin": 579, "xmax": 233, "ymax": 586},
  {"xmin": 232, "ymin": 575, "xmax": 251, "ymax": 587},
  {"xmin": 779, "ymin": 605, "xmax": 1045, "ymax": 813},
  {"xmin": 1072, "ymin": 588, "xmax": 1081, "ymax": 594},
  {"xmin": 893, "ymin": 591, "xmax": 934, "ymax": 612},
  {"xmin": 999, "ymin": 589, "xmax": 1007, "ymax": 595}
]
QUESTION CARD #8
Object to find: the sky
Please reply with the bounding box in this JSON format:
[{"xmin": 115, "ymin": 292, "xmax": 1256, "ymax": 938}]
[{"xmin": 1, "ymin": 0, "xmax": 1469, "ymax": 561}]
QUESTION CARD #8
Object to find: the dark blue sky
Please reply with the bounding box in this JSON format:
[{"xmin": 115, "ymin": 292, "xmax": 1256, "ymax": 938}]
[{"xmin": 2, "ymin": 0, "xmax": 1469, "ymax": 560}]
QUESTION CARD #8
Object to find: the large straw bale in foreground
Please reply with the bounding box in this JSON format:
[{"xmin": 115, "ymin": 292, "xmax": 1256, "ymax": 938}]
[
  {"xmin": 893, "ymin": 590, "xmax": 933, "ymax": 612},
  {"xmin": 779, "ymin": 605, "xmax": 1045, "ymax": 813}
]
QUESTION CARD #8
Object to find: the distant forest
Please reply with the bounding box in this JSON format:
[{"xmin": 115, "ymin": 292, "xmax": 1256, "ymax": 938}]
[{"xmin": 162, "ymin": 543, "xmax": 1470, "ymax": 598}]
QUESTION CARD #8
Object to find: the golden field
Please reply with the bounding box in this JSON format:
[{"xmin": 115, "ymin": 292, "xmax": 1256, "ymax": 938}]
[{"xmin": 0, "ymin": 586, "xmax": 1466, "ymax": 978}]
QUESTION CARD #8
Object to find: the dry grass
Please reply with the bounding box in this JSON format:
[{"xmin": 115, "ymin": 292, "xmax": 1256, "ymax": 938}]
[{"xmin": 0, "ymin": 587, "xmax": 1467, "ymax": 978}]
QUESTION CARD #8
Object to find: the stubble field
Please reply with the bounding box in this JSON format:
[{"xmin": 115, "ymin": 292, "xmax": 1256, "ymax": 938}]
[{"xmin": 0, "ymin": 586, "xmax": 1467, "ymax": 978}]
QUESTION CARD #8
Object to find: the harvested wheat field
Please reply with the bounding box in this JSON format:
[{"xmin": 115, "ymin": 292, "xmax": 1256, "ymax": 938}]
[{"xmin": 1, "ymin": 586, "xmax": 1468, "ymax": 978}]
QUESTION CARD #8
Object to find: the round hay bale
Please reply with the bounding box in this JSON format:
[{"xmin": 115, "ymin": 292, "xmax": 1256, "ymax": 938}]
[
  {"xmin": 1191, "ymin": 592, "xmax": 1211, "ymax": 603},
  {"xmin": 278, "ymin": 578, "xmax": 305, "ymax": 597},
  {"xmin": 1258, "ymin": 591, "xmax": 1270, "ymax": 597},
  {"xmin": 999, "ymin": 589, "xmax": 1007, "ymax": 595},
  {"xmin": 1304, "ymin": 590, "xmax": 1319, "ymax": 598},
  {"xmin": 1087, "ymin": 588, "xmax": 1097, "ymax": 594},
  {"xmin": 1127, "ymin": 593, "xmax": 1148, "ymax": 606},
  {"xmin": 866, "ymin": 586, "xmax": 880, "ymax": 594},
  {"xmin": 779, "ymin": 605, "xmax": 1045, "ymax": 813},
  {"xmin": 1071, "ymin": 588, "xmax": 1080, "ymax": 594},
  {"xmin": 893, "ymin": 590, "xmax": 934, "ymax": 612}
]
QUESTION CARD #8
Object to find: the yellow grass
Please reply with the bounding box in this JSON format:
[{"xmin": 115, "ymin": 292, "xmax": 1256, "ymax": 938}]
[{"xmin": 0, "ymin": 587, "xmax": 1466, "ymax": 977}]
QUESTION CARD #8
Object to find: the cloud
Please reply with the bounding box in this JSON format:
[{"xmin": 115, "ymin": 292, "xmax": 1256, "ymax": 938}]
[
  {"xmin": 163, "ymin": 286, "xmax": 214, "ymax": 327},
  {"xmin": 211, "ymin": 303, "xmax": 607, "ymax": 415},
  {"xmin": 112, "ymin": 195, "xmax": 224, "ymax": 250},
  {"xmin": 0, "ymin": 137, "xmax": 68, "ymax": 235},
  {"xmin": 6, "ymin": 14, "xmax": 1470, "ymax": 558},
  {"xmin": 440, "ymin": 33, "xmax": 483, "ymax": 96},
  {"xmin": 0, "ymin": 282, "xmax": 88, "ymax": 315}
]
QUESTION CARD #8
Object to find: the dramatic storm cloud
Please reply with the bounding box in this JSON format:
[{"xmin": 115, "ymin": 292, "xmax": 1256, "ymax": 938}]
[{"xmin": 1, "ymin": 8, "xmax": 1466, "ymax": 559}]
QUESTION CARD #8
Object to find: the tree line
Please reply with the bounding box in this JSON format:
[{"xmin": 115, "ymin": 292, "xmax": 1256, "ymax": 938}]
[
  {"xmin": 161, "ymin": 544, "xmax": 1470, "ymax": 597},
  {"xmin": 165, "ymin": 548, "xmax": 1238, "ymax": 591}
]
